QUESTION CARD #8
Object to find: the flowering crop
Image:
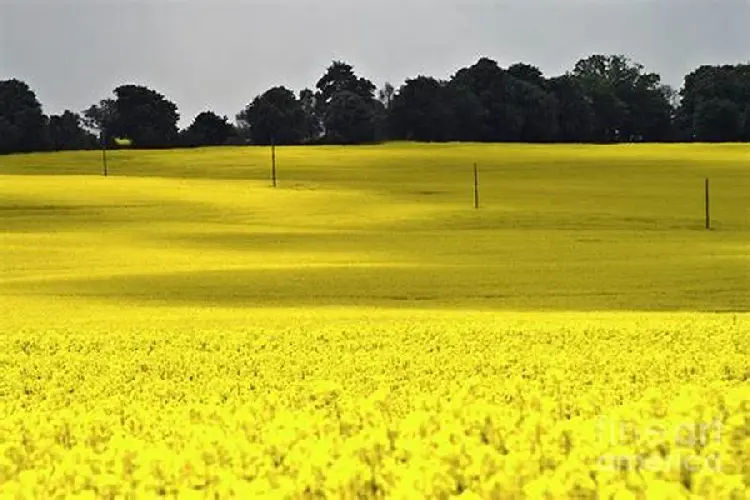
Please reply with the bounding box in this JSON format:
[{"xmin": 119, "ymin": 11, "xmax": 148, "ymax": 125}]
[
  {"xmin": 1, "ymin": 311, "xmax": 747, "ymax": 498},
  {"xmin": 1, "ymin": 143, "xmax": 748, "ymax": 497}
]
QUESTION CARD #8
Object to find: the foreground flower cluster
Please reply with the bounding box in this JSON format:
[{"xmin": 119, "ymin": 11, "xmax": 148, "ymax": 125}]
[{"xmin": 1, "ymin": 312, "xmax": 748, "ymax": 498}]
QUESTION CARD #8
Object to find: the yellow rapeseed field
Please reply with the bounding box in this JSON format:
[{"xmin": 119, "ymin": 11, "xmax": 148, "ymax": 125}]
[{"xmin": 1, "ymin": 143, "xmax": 748, "ymax": 498}]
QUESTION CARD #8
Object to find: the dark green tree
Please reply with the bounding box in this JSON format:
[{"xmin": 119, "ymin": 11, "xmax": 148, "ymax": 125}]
[
  {"xmin": 378, "ymin": 82, "xmax": 396, "ymax": 139},
  {"xmin": 694, "ymin": 98, "xmax": 743, "ymax": 141},
  {"xmin": 181, "ymin": 111, "xmax": 234, "ymax": 147},
  {"xmin": 739, "ymin": 65, "xmax": 750, "ymax": 140},
  {"xmin": 572, "ymin": 55, "xmax": 629, "ymax": 142},
  {"xmin": 0, "ymin": 79, "xmax": 48, "ymax": 154},
  {"xmin": 314, "ymin": 61, "xmax": 379, "ymax": 142},
  {"xmin": 378, "ymin": 82, "xmax": 395, "ymax": 112},
  {"xmin": 547, "ymin": 75, "xmax": 594, "ymax": 142},
  {"xmin": 236, "ymin": 86, "xmax": 306, "ymax": 145},
  {"xmin": 82, "ymin": 98, "xmax": 117, "ymax": 146},
  {"xmin": 678, "ymin": 64, "xmax": 750, "ymax": 141},
  {"xmin": 323, "ymin": 91, "xmax": 379, "ymax": 144},
  {"xmin": 315, "ymin": 61, "xmax": 376, "ymax": 113},
  {"xmin": 299, "ymin": 88, "xmax": 322, "ymax": 143},
  {"xmin": 370, "ymin": 98, "xmax": 388, "ymax": 142},
  {"xmin": 451, "ymin": 58, "xmax": 528, "ymax": 141},
  {"xmin": 507, "ymin": 63, "xmax": 547, "ymax": 89},
  {"xmin": 47, "ymin": 110, "xmax": 96, "ymax": 151},
  {"xmin": 109, "ymin": 85, "xmax": 179, "ymax": 148},
  {"xmin": 509, "ymin": 78, "xmax": 559, "ymax": 142},
  {"xmin": 572, "ymin": 55, "xmax": 673, "ymax": 142},
  {"xmin": 390, "ymin": 77, "xmax": 453, "ymax": 141},
  {"xmin": 443, "ymin": 82, "xmax": 484, "ymax": 141}
]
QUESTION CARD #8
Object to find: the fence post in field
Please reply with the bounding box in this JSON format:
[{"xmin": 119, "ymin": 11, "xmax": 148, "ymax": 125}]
[
  {"xmin": 705, "ymin": 178, "xmax": 711, "ymax": 230},
  {"xmin": 271, "ymin": 140, "xmax": 277, "ymax": 188},
  {"xmin": 473, "ymin": 163, "xmax": 480, "ymax": 210},
  {"xmin": 101, "ymin": 133, "xmax": 108, "ymax": 177}
]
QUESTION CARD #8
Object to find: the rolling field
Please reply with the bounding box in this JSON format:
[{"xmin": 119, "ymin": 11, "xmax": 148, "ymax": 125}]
[{"xmin": 1, "ymin": 143, "xmax": 749, "ymax": 498}]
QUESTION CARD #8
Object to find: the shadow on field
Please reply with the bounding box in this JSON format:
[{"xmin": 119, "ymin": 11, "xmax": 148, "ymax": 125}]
[
  {"xmin": 0, "ymin": 196, "xmax": 246, "ymax": 233},
  {"xmin": 161, "ymin": 231, "xmax": 416, "ymax": 257},
  {"xmin": 0, "ymin": 201, "xmax": 159, "ymax": 229},
  {"xmin": 6, "ymin": 265, "xmax": 749, "ymax": 313}
]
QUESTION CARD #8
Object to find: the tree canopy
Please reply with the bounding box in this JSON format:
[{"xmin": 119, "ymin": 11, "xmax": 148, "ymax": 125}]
[
  {"xmin": 110, "ymin": 85, "xmax": 180, "ymax": 148},
  {"xmin": 2, "ymin": 56, "xmax": 750, "ymax": 154},
  {"xmin": 181, "ymin": 111, "xmax": 235, "ymax": 147},
  {"xmin": 314, "ymin": 62, "xmax": 381, "ymax": 144},
  {"xmin": 236, "ymin": 86, "xmax": 307, "ymax": 146},
  {"xmin": 0, "ymin": 79, "xmax": 49, "ymax": 154},
  {"xmin": 48, "ymin": 111, "xmax": 97, "ymax": 151}
]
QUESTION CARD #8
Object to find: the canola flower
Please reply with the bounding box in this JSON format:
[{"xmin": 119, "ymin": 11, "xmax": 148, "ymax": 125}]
[{"xmin": 0, "ymin": 312, "xmax": 747, "ymax": 498}]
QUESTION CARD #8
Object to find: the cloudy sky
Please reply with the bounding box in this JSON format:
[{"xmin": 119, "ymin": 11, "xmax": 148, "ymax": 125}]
[{"xmin": 1, "ymin": 0, "xmax": 748, "ymax": 126}]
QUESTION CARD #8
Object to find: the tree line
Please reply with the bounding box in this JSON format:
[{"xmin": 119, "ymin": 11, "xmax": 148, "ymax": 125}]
[{"xmin": 1, "ymin": 55, "xmax": 750, "ymax": 154}]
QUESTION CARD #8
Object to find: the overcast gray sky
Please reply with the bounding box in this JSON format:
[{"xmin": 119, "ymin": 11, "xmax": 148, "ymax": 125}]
[{"xmin": 1, "ymin": 0, "xmax": 748, "ymax": 127}]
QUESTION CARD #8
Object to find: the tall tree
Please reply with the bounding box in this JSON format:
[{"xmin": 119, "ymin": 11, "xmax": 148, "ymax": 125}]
[
  {"xmin": 315, "ymin": 61, "xmax": 376, "ymax": 112},
  {"xmin": 370, "ymin": 98, "xmax": 388, "ymax": 143},
  {"xmin": 738, "ymin": 65, "xmax": 750, "ymax": 140},
  {"xmin": 507, "ymin": 63, "xmax": 547, "ymax": 89},
  {"xmin": 694, "ymin": 98, "xmax": 743, "ymax": 141},
  {"xmin": 378, "ymin": 82, "xmax": 395, "ymax": 112},
  {"xmin": 547, "ymin": 75, "xmax": 594, "ymax": 142},
  {"xmin": 47, "ymin": 111, "xmax": 96, "ymax": 151},
  {"xmin": 378, "ymin": 82, "xmax": 396, "ymax": 139},
  {"xmin": 443, "ymin": 82, "xmax": 484, "ymax": 141},
  {"xmin": 314, "ymin": 61, "xmax": 378, "ymax": 141},
  {"xmin": 390, "ymin": 76, "xmax": 453, "ymax": 141},
  {"xmin": 181, "ymin": 111, "xmax": 234, "ymax": 147},
  {"xmin": 572, "ymin": 55, "xmax": 629, "ymax": 142},
  {"xmin": 109, "ymin": 85, "xmax": 179, "ymax": 148},
  {"xmin": 82, "ymin": 98, "xmax": 117, "ymax": 146},
  {"xmin": 572, "ymin": 55, "xmax": 673, "ymax": 142},
  {"xmin": 678, "ymin": 64, "xmax": 750, "ymax": 141},
  {"xmin": 505, "ymin": 63, "xmax": 560, "ymax": 141},
  {"xmin": 451, "ymin": 58, "xmax": 533, "ymax": 141},
  {"xmin": 299, "ymin": 88, "xmax": 322, "ymax": 143},
  {"xmin": 237, "ymin": 86, "xmax": 306, "ymax": 145},
  {"xmin": 323, "ymin": 91, "xmax": 379, "ymax": 144},
  {"xmin": 0, "ymin": 79, "xmax": 48, "ymax": 154},
  {"xmin": 511, "ymin": 79, "xmax": 560, "ymax": 142}
]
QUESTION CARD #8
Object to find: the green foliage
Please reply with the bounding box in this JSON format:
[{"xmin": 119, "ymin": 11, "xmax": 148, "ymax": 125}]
[
  {"xmin": 546, "ymin": 75, "xmax": 594, "ymax": 141},
  {"xmin": 81, "ymin": 98, "xmax": 118, "ymax": 150},
  {"xmin": 110, "ymin": 85, "xmax": 180, "ymax": 148},
  {"xmin": 571, "ymin": 55, "xmax": 673, "ymax": 142},
  {"xmin": 181, "ymin": 111, "xmax": 234, "ymax": 147},
  {"xmin": 237, "ymin": 86, "xmax": 307, "ymax": 145},
  {"xmin": 81, "ymin": 87, "xmax": 179, "ymax": 149},
  {"xmin": 0, "ymin": 79, "xmax": 48, "ymax": 154},
  {"xmin": 694, "ymin": 99, "xmax": 744, "ymax": 141},
  {"xmin": 679, "ymin": 64, "xmax": 750, "ymax": 141},
  {"xmin": 47, "ymin": 111, "xmax": 97, "ymax": 151},
  {"xmin": 315, "ymin": 61, "xmax": 376, "ymax": 113},
  {"xmin": 322, "ymin": 91, "xmax": 380, "ymax": 144},
  {"xmin": 390, "ymin": 77, "xmax": 453, "ymax": 141},
  {"xmin": 4, "ymin": 58, "xmax": 750, "ymax": 152},
  {"xmin": 299, "ymin": 88, "xmax": 322, "ymax": 143},
  {"xmin": 314, "ymin": 61, "xmax": 381, "ymax": 144}
]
